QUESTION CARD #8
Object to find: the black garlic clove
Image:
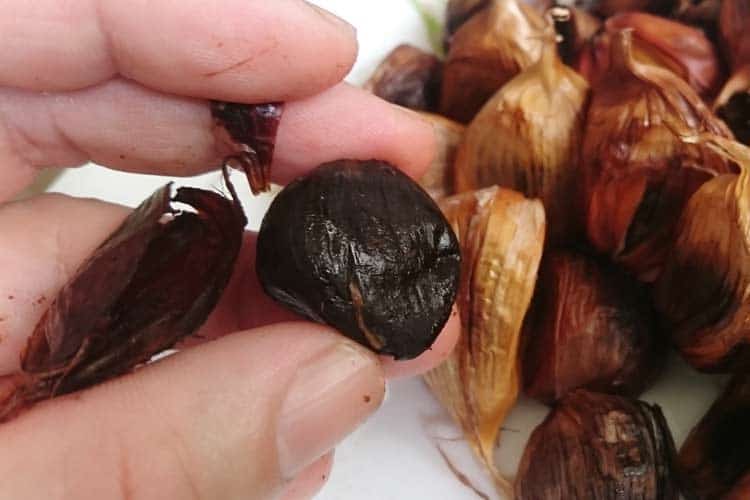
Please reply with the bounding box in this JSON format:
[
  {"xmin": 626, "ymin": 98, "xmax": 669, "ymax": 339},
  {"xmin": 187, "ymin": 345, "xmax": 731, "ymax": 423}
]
[
  {"xmin": 516, "ymin": 390, "xmax": 678, "ymax": 500},
  {"xmin": 523, "ymin": 250, "xmax": 666, "ymax": 404},
  {"xmin": 256, "ymin": 160, "xmax": 461, "ymax": 360}
]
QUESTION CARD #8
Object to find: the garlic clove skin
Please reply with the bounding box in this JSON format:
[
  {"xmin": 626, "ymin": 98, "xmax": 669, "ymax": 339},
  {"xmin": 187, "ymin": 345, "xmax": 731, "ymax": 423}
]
[
  {"xmin": 454, "ymin": 37, "xmax": 589, "ymax": 246},
  {"xmin": 678, "ymin": 374, "xmax": 750, "ymax": 500},
  {"xmin": 363, "ymin": 44, "xmax": 442, "ymax": 113},
  {"xmin": 583, "ymin": 30, "xmax": 733, "ymax": 282},
  {"xmin": 715, "ymin": 66, "xmax": 750, "ymax": 146},
  {"xmin": 439, "ymin": 0, "xmax": 545, "ymax": 124},
  {"xmin": 654, "ymin": 136, "xmax": 750, "ymax": 372},
  {"xmin": 515, "ymin": 390, "xmax": 679, "ymax": 500},
  {"xmin": 523, "ymin": 250, "xmax": 666, "ymax": 404},
  {"xmin": 578, "ymin": 13, "xmax": 723, "ymax": 98},
  {"xmin": 417, "ymin": 113, "xmax": 465, "ymax": 200},
  {"xmin": 424, "ymin": 186, "xmax": 545, "ymax": 490}
]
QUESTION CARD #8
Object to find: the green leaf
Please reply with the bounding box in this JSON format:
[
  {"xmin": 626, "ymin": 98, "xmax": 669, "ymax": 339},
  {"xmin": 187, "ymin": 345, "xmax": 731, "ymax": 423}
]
[{"xmin": 410, "ymin": 0, "xmax": 446, "ymax": 58}]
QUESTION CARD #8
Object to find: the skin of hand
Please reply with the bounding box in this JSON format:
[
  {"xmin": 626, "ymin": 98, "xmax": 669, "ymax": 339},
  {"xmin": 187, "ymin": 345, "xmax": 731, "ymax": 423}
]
[{"xmin": 0, "ymin": 1, "xmax": 460, "ymax": 499}]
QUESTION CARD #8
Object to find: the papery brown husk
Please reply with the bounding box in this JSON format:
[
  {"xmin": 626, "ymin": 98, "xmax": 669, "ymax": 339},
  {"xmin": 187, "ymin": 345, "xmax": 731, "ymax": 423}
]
[
  {"xmin": 515, "ymin": 390, "xmax": 679, "ymax": 500},
  {"xmin": 719, "ymin": 0, "xmax": 750, "ymax": 73},
  {"xmin": 654, "ymin": 136, "xmax": 750, "ymax": 372},
  {"xmin": 678, "ymin": 374, "xmax": 750, "ymax": 499},
  {"xmin": 454, "ymin": 37, "xmax": 589, "ymax": 246},
  {"xmin": 715, "ymin": 67, "xmax": 750, "ymax": 145},
  {"xmin": 523, "ymin": 250, "xmax": 666, "ymax": 404},
  {"xmin": 363, "ymin": 44, "xmax": 442, "ymax": 113},
  {"xmin": 577, "ymin": 13, "xmax": 723, "ymax": 98},
  {"xmin": 439, "ymin": 0, "xmax": 545, "ymax": 123},
  {"xmin": 0, "ymin": 176, "xmax": 246, "ymax": 421},
  {"xmin": 424, "ymin": 186, "xmax": 545, "ymax": 493},
  {"xmin": 417, "ymin": 113, "xmax": 465, "ymax": 200},
  {"xmin": 444, "ymin": 0, "xmax": 551, "ymax": 46},
  {"xmin": 582, "ymin": 30, "xmax": 734, "ymax": 282}
]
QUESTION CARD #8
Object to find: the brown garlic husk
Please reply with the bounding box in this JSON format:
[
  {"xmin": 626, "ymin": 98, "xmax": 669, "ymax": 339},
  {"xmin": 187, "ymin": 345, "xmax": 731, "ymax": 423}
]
[
  {"xmin": 715, "ymin": 67, "xmax": 750, "ymax": 145},
  {"xmin": 523, "ymin": 250, "xmax": 666, "ymax": 404},
  {"xmin": 417, "ymin": 113, "xmax": 465, "ymax": 200},
  {"xmin": 363, "ymin": 44, "xmax": 442, "ymax": 113},
  {"xmin": 578, "ymin": 13, "xmax": 723, "ymax": 98},
  {"xmin": 516, "ymin": 390, "xmax": 678, "ymax": 500},
  {"xmin": 654, "ymin": 136, "xmax": 750, "ymax": 372},
  {"xmin": 439, "ymin": 0, "xmax": 545, "ymax": 123},
  {"xmin": 424, "ymin": 186, "xmax": 545, "ymax": 493},
  {"xmin": 445, "ymin": 0, "xmax": 491, "ymax": 42},
  {"xmin": 454, "ymin": 37, "xmax": 589, "ymax": 246},
  {"xmin": 719, "ymin": 0, "xmax": 750, "ymax": 74},
  {"xmin": 678, "ymin": 374, "xmax": 750, "ymax": 499},
  {"xmin": 582, "ymin": 30, "xmax": 734, "ymax": 282}
]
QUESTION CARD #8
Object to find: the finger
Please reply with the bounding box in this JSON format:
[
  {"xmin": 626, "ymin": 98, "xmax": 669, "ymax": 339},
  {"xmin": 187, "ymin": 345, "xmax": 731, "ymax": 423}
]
[
  {"xmin": 0, "ymin": 81, "xmax": 436, "ymax": 201},
  {"xmin": 0, "ymin": 0, "xmax": 356, "ymax": 101},
  {"xmin": 0, "ymin": 323, "xmax": 384, "ymax": 499},
  {"xmin": 279, "ymin": 452, "xmax": 334, "ymax": 500}
]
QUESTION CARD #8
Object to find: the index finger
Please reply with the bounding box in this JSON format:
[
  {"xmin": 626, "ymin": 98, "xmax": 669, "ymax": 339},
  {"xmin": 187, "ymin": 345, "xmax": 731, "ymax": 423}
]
[{"xmin": 0, "ymin": 0, "xmax": 357, "ymax": 102}]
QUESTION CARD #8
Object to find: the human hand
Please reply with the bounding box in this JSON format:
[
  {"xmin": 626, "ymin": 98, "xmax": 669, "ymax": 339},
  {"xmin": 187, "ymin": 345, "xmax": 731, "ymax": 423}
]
[{"xmin": 0, "ymin": 1, "xmax": 460, "ymax": 498}]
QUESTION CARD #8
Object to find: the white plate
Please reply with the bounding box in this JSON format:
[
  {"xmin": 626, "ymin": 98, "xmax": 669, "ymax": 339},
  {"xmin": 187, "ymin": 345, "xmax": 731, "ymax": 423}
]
[{"xmin": 47, "ymin": 1, "xmax": 726, "ymax": 498}]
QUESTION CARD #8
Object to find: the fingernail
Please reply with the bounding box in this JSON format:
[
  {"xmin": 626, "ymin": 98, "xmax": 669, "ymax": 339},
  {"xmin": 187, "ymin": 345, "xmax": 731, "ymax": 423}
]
[
  {"xmin": 277, "ymin": 341, "xmax": 384, "ymax": 479},
  {"xmin": 307, "ymin": 3, "xmax": 354, "ymax": 32}
]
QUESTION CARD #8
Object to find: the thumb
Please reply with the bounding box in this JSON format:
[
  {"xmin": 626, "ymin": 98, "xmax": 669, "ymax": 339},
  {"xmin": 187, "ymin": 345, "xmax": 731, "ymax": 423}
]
[{"xmin": 0, "ymin": 322, "xmax": 384, "ymax": 500}]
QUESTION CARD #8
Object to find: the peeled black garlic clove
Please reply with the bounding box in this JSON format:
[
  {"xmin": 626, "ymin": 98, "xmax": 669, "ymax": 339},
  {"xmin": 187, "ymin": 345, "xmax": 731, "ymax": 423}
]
[
  {"xmin": 454, "ymin": 35, "xmax": 588, "ymax": 246},
  {"xmin": 582, "ymin": 30, "xmax": 734, "ymax": 282},
  {"xmin": 678, "ymin": 374, "xmax": 750, "ymax": 499},
  {"xmin": 363, "ymin": 44, "xmax": 443, "ymax": 113},
  {"xmin": 523, "ymin": 250, "xmax": 665, "ymax": 404},
  {"xmin": 654, "ymin": 136, "xmax": 750, "ymax": 372},
  {"xmin": 0, "ymin": 173, "xmax": 247, "ymax": 421},
  {"xmin": 439, "ymin": 0, "xmax": 544, "ymax": 123},
  {"xmin": 424, "ymin": 186, "xmax": 545, "ymax": 492},
  {"xmin": 256, "ymin": 160, "xmax": 461, "ymax": 360},
  {"xmin": 211, "ymin": 101, "xmax": 284, "ymax": 195},
  {"xmin": 515, "ymin": 390, "xmax": 679, "ymax": 500}
]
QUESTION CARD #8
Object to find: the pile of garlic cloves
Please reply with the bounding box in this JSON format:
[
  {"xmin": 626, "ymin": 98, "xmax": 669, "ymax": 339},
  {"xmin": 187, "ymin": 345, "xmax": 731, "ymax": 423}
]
[{"xmin": 366, "ymin": 1, "xmax": 750, "ymax": 498}]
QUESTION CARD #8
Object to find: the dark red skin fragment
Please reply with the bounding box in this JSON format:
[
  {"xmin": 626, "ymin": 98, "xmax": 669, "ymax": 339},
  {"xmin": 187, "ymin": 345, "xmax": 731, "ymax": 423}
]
[
  {"xmin": 211, "ymin": 101, "xmax": 284, "ymax": 195},
  {"xmin": 0, "ymin": 172, "xmax": 246, "ymax": 422}
]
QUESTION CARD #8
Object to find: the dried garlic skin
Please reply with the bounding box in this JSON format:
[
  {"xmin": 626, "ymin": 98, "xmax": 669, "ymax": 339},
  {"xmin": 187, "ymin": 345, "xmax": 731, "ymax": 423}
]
[
  {"xmin": 417, "ymin": 113, "xmax": 465, "ymax": 200},
  {"xmin": 582, "ymin": 30, "xmax": 733, "ymax": 282},
  {"xmin": 0, "ymin": 178, "xmax": 247, "ymax": 421},
  {"xmin": 515, "ymin": 390, "xmax": 678, "ymax": 500},
  {"xmin": 679, "ymin": 375, "xmax": 750, "ymax": 500},
  {"xmin": 445, "ymin": 0, "xmax": 491, "ymax": 42},
  {"xmin": 256, "ymin": 160, "xmax": 461, "ymax": 360},
  {"xmin": 424, "ymin": 186, "xmax": 545, "ymax": 484},
  {"xmin": 523, "ymin": 250, "xmax": 665, "ymax": 404},
  {"xmin": 719, "ymin": 0, "xmax": 750, "ymax": 74},
  {"xmin": 550, "ymin": 6, "xmax": 602, "ymax": 67},
  {"xmin": 363, "ymin": 44, "xmax": 442, "ymax": 113},
  {"xmin": 586, "ymin": 13, "xmax": 723, "ymax": 98},
  {"xmin": 454, "ymin": 38, "xmax": 589, "ymax": 246},
  {"xmin": 439, "ymin": 0, "xmax": 544, "ymax": 123},
  {"xmin": 654, "ymin": 137, "xmax": 750, "ymax": 372}
]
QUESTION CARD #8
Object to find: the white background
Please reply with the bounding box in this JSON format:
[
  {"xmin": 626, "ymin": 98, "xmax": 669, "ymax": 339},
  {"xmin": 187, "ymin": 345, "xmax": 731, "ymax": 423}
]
[{"xmin": 45, "ymin": 1, "xmax": 726, "ymax": 499}]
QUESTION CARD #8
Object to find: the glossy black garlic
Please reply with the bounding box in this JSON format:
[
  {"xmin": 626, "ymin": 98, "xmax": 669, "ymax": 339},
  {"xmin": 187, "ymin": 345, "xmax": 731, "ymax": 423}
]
[{"xmin": 256, "ymin": 160, "xmax": 461, "ymax": 360}]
